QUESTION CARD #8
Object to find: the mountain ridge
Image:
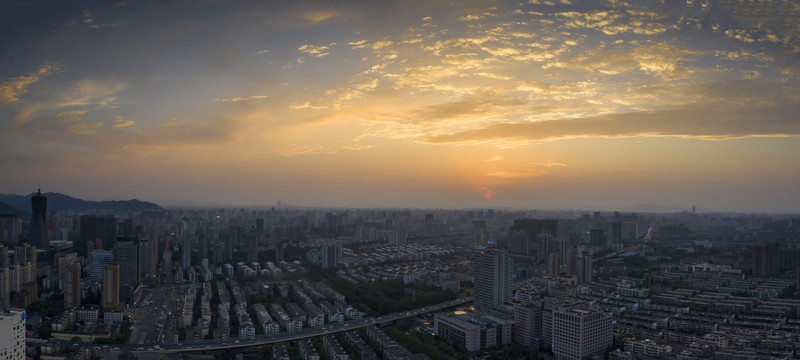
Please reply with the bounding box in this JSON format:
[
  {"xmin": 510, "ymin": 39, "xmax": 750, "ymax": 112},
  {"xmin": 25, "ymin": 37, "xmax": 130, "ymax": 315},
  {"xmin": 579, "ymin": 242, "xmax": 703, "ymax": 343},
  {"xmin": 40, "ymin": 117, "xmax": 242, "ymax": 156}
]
[{"xmin": 0, "ymin": 192, "xmax": 162, "ymax": 213}]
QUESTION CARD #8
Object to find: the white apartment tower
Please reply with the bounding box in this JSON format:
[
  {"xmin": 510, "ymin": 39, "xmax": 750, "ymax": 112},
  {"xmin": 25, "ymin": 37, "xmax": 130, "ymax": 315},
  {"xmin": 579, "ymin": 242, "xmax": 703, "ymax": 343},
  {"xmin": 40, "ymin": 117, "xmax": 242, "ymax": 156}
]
[
  {"xmin": 552, "ymin": 307, "xmax": 612, "ymax": 360},
  {"xmin": 0, "ymin": 308, "xmax": 25, "ymax": 360},
  {"xmin": 473, "ymin": 249, "xmax": 513, "ymax": 312}
]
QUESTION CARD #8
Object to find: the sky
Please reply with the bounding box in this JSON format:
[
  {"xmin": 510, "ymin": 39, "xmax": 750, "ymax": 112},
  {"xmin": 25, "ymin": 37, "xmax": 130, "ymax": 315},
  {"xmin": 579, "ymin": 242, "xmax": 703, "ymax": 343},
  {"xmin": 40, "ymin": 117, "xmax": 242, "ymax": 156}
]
[{"xmin": 1, "ymin": 0, "xmax": 799, "ymax": 212}]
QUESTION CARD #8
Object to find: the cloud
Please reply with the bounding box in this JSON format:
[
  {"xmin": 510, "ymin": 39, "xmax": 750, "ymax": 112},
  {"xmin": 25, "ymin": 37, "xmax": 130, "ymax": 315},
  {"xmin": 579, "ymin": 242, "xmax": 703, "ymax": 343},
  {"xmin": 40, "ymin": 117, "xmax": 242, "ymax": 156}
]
[
  {"xmin": 212, "ymin": 95, "xmax": 267, "ymax": 103},
  {"xmin": 256, "ymin": 49, "xmax": 270, "ymax": 54},
  {"xmin": 485, "ymin": 170, "xmax": 543, "ymax": 178},
  {"xmin": 64, "ymin": 11, "xmax": 120, "ymax": 29},
  {"xmin": 426, "ymin": 102, "xmax": 800, "ymax": 144},
  {"xmin": 302, "ymin": 10, "xmax": 341, "ymax": 23},
  {"xmin": 112, "ymin": 117, "xmax": 135, "ymax": 128},
  {"xmin": 545, "ymin": 43, "xmax": 702, "ymax": 80},
  {"xmin": 279, "ymin": 145, "xmax": 337, "ymax": 157},
  {"xmin": 289, "ymin": 102, "xmax": 328, "ymax": 110},
  {"xmin": 0, "ymin": 63, "xmax": 65, "ymax": 105},
  {"xmin": 55, "ymin": 79, "xmax": 128, "ymax": 108},
  {"xmin": 485, "ymin": 155, "xmax": 504, "ymax": 162},
  {"xmin": 298, "ymin": 44, "xmax": 331, "ymax": 57}
]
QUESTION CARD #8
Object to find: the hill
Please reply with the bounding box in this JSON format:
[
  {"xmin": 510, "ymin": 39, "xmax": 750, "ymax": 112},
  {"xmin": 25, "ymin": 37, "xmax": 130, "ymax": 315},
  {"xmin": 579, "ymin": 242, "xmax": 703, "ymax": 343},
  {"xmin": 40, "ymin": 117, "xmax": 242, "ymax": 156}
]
[{"xmin": 0, "ymin": 192, "xmax": 162, "ymax": 213}]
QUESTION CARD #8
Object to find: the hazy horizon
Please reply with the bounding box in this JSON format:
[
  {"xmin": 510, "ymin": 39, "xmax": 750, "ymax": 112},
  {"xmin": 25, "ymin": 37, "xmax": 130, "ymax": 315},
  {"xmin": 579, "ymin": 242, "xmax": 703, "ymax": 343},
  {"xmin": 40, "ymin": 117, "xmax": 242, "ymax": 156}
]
[{"xmin": 2, "ymin": 1, "xmax": 799, "ymax": 213}]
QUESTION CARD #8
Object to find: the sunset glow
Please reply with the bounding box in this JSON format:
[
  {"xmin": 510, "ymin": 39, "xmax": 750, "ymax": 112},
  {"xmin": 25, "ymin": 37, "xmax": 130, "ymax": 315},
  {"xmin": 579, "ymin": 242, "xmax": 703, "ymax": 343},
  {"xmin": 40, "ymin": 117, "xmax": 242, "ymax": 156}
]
[{"xmin": 1, "ymin": 0, "xmax": 799, "ymax": 211}]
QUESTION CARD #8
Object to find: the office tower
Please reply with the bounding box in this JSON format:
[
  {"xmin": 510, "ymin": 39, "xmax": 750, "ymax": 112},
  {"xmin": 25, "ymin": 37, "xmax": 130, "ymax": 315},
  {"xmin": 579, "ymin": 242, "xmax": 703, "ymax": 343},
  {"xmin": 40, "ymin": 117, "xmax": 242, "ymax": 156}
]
[
  {"xmin": 321, "ymin": 244, "xmax": 341, "ymax": 269},
  {"xmin": 113, "ymin": 241, "xmax": 138, "ymax": 289},
  {"xmin": 0, "ymin": 308, "xmax": 26, "ymax": 359},
  {"xmin": 230, "ymin": 225, "xmax": 242, "ymax": 246},
  {"xmin": 621, "ymin": 222, "xmax": 639, "ymax": 242},
  {"xmin": 577, "ymin": 253, "xmax": 592, "ymax": 284},
  {"xmin": 537, "ymin": 234, "xmax": 552, "ymax": 264},
  {"xmin": 589, "ymin": 229, "xmax": 606, "ymax": 248},
  {"xmin": 64, "ymin": 263, "xmax": 81, "ymax": 309},
  {"xmin": 0, "ymin": 214, "xmax": 21, "ymax": 246},
  {"xmin": 182, "ymin": 236, "xmax": 191, "ymax": 268},
  {"xmin": 88, "ymin": 250, "xmax": 113, "ymax": 282},
  {"xmin": 552, "ymin": 307, "xmax": 612, "ymax": 360},
  {"xmin": 224, "ymin": 234, "xmax": 233, "ymax": 262},
  {"xmin": 47, "ymin": 213, "xmax": 58, "ymax": 240},
  {"xmin": 566, "ymin": 247, "xmax": 579, "ymax": 277},
  {"xmin": 102, "ymin": 264, "xmax": 120, "ymax": 309},
  {"xmin": 213, "ymin": 243, "xmax": 224, "ymax": 265},
  {"xmin": 473, "ymin": 249, "xmax": 513, "ymax": 312},
  {"xmin": 548, "ymin": 252, "xmax": 562, "ymax": 277},
  {"xmin": 119, "ymin": 219, "xmax": 134, "ymax": 237},
  {"xmin": 138, "ymin": 239, "xmax": 156, "ymax": 278},
  {"xmin": 256, "ymin": 218, "xmax": 265, "ymax": 235},
  {"xmin": 79, "ymin": 215, "xmax": 117, "ymax": 257},
  {"xmin": 609, "ymin": 222, "xmax": 622, "ymax": 246},
  {"xmin": 248, "ymin": 236, "xmax": 258, "ymax": 263},
  {"xmin": 30, "ymin": 189, "xmax": 48, "ymax": 248},
  {"xmin": 198, "ymin": 234, "xmax": 207, "ymax": 262},
  {"xmin": 514, "ymin": 301, "xmax": 542, "ymax": 348},
  {"xmin": 275, "ymin": 240, "xmax": 284, "ymax": 264},
  {"xmin": 753, "ymin": 242, "xmax": 779, "ymax": 276}
]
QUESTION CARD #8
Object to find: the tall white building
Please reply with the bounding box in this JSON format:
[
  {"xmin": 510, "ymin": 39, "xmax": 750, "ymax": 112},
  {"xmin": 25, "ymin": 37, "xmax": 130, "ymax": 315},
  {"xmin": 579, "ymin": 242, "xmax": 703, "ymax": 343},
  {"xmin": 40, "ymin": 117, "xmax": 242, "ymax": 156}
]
[
  {"xmin": 473, "ymin": 249, "xmax": 512, "ymax": 312},
  {"xmin": 552, "ymin": 307, "xmax": 612, "ymax": 360},
  {"xmin": 0, "ymin": 308, "xmax": 25, "ymax": 360}
]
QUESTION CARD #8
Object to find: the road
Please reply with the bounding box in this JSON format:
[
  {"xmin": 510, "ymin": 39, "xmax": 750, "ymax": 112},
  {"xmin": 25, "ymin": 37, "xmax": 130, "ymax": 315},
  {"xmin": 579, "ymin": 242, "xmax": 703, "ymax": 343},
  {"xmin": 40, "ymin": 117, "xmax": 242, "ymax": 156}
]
[{"xmin": 127, "ymin": 296, "xmax": 473, "ymax": 355}]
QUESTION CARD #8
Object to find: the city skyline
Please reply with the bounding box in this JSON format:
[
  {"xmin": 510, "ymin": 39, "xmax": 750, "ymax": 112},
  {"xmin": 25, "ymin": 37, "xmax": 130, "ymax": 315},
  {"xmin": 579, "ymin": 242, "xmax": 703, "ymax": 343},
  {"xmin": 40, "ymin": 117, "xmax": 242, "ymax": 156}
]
[{"xmin": 1, "ymin": 1, "xmax": 799, "ymax": 212}]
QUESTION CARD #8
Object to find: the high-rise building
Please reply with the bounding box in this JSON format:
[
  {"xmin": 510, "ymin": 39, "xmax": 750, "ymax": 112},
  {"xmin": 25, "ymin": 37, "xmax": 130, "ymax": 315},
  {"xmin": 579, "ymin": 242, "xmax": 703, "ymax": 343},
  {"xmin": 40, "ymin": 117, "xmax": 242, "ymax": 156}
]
[
  {"xmin": 198, "ymin": 234, "xmax": 207, "ymax": 262},
  {"xmin": 753, "ymin": 242, "xmax": 779, "ymax": 276},
  {"xmin": 0, "ymin": 308, "xmax": 26, "ymax": 359},
  {"xmin": 47, "ymin": 213, "xmax": 59, "ymax": 241},
  {"xmin": 79, "ymin": 215, "xmax": 117, "ymax": 256},
  {"xmin": 321, "ymin": 244, "xmax": 341, "ymax": 269},
  {"xmin": 276, "ymin": 240, "xmax": 284, "ymax": 264},
  {"xmin": 30, "ymin": 189, "xmax": 48, "ymax": 248},
  {"xmin": 88, "ymin": 250, "xmax": 113, "ymax": 282},
  {"xmin": 248, "ymin": 236, "xmax": 258, "ymax": 263},
  {"xmin": 138, "ymin": 239, "xmax": 156, "ymax": 278},
  {"xmin": 508, "ymin": 219, "xmax": 538, "ymax": 256},
  {"xmin": 551, "ymin": 307, "xmax": 612, "ymax": 360},
  {"xmin": 473, "ymin": 249, "xmax": 513, "ymax": 312},
  {"xmin": 609, "ymin": 222, "xmax": 622, "ymax": 246},
  {"xmin": 548, "ymin": 252, "xmax": 562, "ymax": 278},
  {"xmin": 256, "ymin": 218, "xmax": 265, "ymax": 235},
  {"xmin": 553, "ymin": 237, "xmax": 568, "ymax": 263},
  {"xmin": 537, "ymin": 234, "xmax": 552, "ymax": 264},
  {"xmin": 182, "ymin": 236, "xmax": 191, "ymax": 269},
  {"xmin": 566, "ymin": 247, "xmax": 579, "ymax": 277},
  {"xmin": 590, "ymin": 229, "xmax": 606, "ymax": 248},
  {"xmin": 113, "ymin": 241, "xmax": 138, "ymax": 289},
  {"xmin": 224, "ymin": 233, "xmax": 233, "ymax": 262},
  {"xmin": 0, "ymin": 214, "xmax": 21, "ymax": 246},
  {"xmin": 64, "ymin": 263, "xmax": 81, "ymax": 309},
  {"xmin": 102, "ymin": 264, "xmax": 120, "ymax": 309},
  {"xmin": 577, "ymin": 253, "xmax": 592, "ymax": 284},
  {"xmin": 514, "ymin": 301, "xmax": 542, "ymax": 348},
  {"xmin": 213, "ymin": 243, "xmax": 224, "ymax": 265}
]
